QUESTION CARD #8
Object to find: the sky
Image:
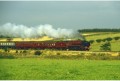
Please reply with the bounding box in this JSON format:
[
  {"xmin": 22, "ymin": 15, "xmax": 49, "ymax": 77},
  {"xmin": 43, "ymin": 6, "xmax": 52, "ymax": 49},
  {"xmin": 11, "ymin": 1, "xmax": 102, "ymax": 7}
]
[{"xmin": 0, "ymin": 1, "xmax": 120, "ymax": 30}]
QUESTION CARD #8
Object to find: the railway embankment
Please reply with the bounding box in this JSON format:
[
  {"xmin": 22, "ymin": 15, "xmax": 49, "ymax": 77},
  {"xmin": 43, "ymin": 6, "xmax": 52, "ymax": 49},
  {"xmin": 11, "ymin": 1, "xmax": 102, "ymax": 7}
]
[{"xmin": 0, "ymin": 49, "xmax": 119, "ymax": 60}]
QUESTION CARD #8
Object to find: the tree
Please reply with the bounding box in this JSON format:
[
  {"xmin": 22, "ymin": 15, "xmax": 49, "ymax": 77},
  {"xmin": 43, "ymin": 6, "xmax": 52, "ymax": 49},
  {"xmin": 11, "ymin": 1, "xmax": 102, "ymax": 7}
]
[
  {"xmin": 89, "ymin": 40, "xmax": 94, "ymax": 44},
  {"xmin": 96, "ymin": 39, "xmax": 102, "ymax": 43},
  {"xmin": 105, "ymin": 37, "xmax": 112, "ymax": 42},
  {"xmin": 102, "ymin": 39, "xmax": 106, "ymax": 42},
  {"xmin": 114, "ymin": 37, "xmax": 120, "ymax": 41},
  {"xmin": 100, "ymin": 42, "xmax": 111, "ymax": 51}
]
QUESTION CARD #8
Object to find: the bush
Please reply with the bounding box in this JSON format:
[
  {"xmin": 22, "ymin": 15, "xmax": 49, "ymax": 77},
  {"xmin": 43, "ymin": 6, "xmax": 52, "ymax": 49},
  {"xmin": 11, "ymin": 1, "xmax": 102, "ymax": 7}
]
[
  {"xmin": 102, "ymin": 39, "xmax": 106, "ymax": 42},
  {"xmin": 96, "ymin": 39, "xmax": 102, "ymax": 43},
  {"xmin": 34, "ymin": 51, "xmax": 42, "ymax": 55},
  {"xmin": 23, "ymin": 50, "xmax": 27, "ymax": 53},
  {"xmin": 89, "ymin": 40, "xmax": 94, "ymax": 44},
  {"xmin": 100, "ymin": 42, "xmax": 111, "ymax": 51},
  {"xmin": 16, "ymin": 50, "xmax": 19, "ymax": 53},
  {"xmin": 114, "ymin": 37, "xmax": 120, "ymax": 41},
  {"xmin": 105, "ymin": 37, "xmax": 113, "ymax": 42},
  {"xmin": 3, "ymin": 48, "xmax": 9, "ymax": 52},
  {"xmin": 20, "ymin": 51, "xmax": 22, "ymax": 53},
  {"xmin": 56, "ymin": 52, "xmax": 61, "ymax": 55}
]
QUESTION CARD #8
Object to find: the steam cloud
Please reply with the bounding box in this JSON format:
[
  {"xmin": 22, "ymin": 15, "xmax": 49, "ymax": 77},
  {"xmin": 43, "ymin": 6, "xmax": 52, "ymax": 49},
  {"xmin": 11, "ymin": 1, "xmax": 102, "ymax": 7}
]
[{"xmin": 0, "ymin": 23, "xmax": 84, "ymax": 39}]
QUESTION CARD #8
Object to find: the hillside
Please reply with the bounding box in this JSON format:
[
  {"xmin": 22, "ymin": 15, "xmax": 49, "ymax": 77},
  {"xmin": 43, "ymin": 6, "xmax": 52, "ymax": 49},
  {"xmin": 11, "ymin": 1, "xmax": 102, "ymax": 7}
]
[
  {"xmin": 83, "ymin": 32, "xmax": 120, "ymax": 41},
  {"xmin": 84, "ymin": 32, "xmax": 120, "ymax": 51}
]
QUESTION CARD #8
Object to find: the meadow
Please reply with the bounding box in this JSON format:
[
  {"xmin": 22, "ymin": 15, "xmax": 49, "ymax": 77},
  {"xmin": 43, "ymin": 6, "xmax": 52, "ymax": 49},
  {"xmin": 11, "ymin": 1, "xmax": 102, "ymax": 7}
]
[{"xmin": 0, "ymin": 58, "xmax": 120, "ymax": 80}]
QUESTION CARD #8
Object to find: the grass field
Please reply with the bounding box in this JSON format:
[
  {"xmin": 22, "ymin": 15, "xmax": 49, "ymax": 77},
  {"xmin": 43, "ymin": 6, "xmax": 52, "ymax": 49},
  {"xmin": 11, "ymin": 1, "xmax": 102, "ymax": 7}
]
[{"xmin": 0, "ymin": 58, "xmax": 120, "ymax": 80}]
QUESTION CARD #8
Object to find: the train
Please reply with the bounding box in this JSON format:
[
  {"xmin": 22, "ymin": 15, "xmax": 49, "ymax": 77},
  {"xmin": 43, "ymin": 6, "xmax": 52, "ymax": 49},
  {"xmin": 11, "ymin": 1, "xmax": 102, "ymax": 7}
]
[{"xmin": 0, "ymin": 40, "xmax": 90, "ymax": 51}]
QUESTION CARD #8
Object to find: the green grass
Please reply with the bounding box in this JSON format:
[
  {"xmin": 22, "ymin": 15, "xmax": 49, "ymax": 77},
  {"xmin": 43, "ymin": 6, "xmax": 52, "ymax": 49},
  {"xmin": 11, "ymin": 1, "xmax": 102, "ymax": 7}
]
[{"xmin": 0, "ymin": 58, "xmax": 120, "ymax": 80}]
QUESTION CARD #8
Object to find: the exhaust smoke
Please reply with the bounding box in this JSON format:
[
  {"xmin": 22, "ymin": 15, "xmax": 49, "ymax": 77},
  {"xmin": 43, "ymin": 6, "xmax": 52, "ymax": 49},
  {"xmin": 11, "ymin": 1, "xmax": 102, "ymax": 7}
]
[{"xmin": 0, "ymin": 23, "xmax": 84, "ymax": 40}]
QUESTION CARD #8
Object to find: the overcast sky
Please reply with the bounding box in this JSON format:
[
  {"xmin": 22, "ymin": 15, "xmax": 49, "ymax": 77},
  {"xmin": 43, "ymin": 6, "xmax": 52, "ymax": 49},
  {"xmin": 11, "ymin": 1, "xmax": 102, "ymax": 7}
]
[{"xmin": 0, "ymin": 1, "xmax": 120, "ymax": 29}]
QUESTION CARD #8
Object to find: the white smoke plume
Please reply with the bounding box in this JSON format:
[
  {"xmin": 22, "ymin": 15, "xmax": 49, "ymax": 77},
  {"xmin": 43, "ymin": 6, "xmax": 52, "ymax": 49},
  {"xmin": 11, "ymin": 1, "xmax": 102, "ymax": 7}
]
[{"xmin": 0, "ymin": 23, "xmax": 84, "ymax": 40}]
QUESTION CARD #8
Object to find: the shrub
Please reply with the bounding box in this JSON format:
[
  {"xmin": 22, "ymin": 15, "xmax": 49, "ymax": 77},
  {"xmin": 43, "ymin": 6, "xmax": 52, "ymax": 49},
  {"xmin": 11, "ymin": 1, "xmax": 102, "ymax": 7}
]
[
  {"xmin": 16, "ymin": 50, "xmax": 19, "ymax": 53},
  {"xmin": 23, "ymin": 50, "xmax": 27, "ymax": 53},
  {"xmin": 114, "ymin": 37, "xmax": 120, "ymax": 41},
  {"xmin": 20, "ymin": 51, "xmax": 22, "ymax": 53},
  {"xmin": 100, "ymin": 42, "xmax": 111, "ymax": 51},
  {"xmin": 96, "ymin": 39, "xmax": 102, "ymax": 43},
  {"xmin": 3, "ymin": 47, "xmax": 9, "ymax": 52},
  {"xmin": 105, "ymin": 37, "xmax": 113, "ymax": 42},
  {"xmin": 56, "ymin": 52, "xmax": 61, "ymax": 55},
  {"xmin": 102, "ymin": 39, "xmax": 106, "ymax": 42},
  {"xmin": 34, "ymin": 51, "xmax": 42, "ymax": 55},
  {"xmin": 89, "ymin": 40, "xmax": 94, "ymax": 44}
]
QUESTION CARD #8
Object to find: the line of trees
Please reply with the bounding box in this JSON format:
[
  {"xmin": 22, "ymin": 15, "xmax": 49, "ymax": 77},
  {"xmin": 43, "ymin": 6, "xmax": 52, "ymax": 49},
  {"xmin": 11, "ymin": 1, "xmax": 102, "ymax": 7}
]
[
  {"xmin": 78, "ymin": 28, "xmax": 120, "ymax": 32},
  {"xmin": 89, "ymin": 36, "xmax": 120, "ymax": 44}
]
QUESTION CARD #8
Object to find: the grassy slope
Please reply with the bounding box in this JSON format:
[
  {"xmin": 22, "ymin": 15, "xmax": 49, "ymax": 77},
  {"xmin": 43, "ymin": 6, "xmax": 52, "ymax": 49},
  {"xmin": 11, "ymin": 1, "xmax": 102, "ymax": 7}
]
[
  {"xmin": 84, "ymin": 32, "xmax": 120, "ymax": 41},
  {"xmin": 84, "ymin": 32, "xmax": 120, "ymax": 51},
  {"xmin": 0, "ymin": 58, "xmax": 120, "ymax": 80}
]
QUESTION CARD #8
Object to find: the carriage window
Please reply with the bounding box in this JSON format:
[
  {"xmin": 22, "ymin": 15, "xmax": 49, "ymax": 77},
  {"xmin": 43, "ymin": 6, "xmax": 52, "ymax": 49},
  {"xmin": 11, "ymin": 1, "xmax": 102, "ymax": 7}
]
[
  {"xmin": 12, "ymin": 43, "xmax": 14, "ymax": 45},
  {"xmin": 1, "ymin": 43, "xmax": 3, "ymax": 45},
  {"xmin": 8, "ymin": 43, "xmax": 11, "ymax": 45},
  {"xmin": 9, "ymin": 43, "xmax": 11, "ymax": 45},
  {"xmin": 52, "ymin": 43, "xmax": 55, "ymax": 46},
  {"xmin": 3, "ymin": 43, "xmax": 5, "ymax": 45}
]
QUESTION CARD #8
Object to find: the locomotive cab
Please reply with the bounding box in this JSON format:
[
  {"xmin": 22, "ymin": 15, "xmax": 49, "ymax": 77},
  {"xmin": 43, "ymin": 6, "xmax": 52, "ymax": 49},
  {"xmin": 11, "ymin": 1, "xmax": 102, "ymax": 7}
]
[{"xmin": 82, "ymin": 41, "xmax": 90, "ymax": 50}]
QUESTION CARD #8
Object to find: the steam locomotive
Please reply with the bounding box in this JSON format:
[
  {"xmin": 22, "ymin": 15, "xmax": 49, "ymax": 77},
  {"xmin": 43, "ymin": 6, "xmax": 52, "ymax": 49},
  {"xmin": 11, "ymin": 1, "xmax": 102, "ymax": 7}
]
[{"xmin": 0, "ymin": 40, "xmax": 90, "ymax": 51}]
